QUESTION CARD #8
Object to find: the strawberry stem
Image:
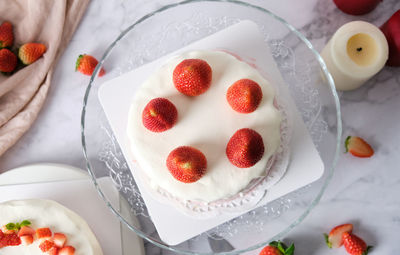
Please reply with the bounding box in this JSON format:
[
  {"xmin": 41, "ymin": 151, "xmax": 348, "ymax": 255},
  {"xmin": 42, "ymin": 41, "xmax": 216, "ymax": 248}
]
[{"xmin": 344, "ymin": 136, "xmax": 351, "ymax": 153}]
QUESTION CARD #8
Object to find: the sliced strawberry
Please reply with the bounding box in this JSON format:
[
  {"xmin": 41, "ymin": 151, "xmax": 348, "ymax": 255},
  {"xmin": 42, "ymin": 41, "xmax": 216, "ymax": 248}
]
[
  {"xmin": 324, "ymin": 223, "xmax": 353, "ymax": 248},
  {"xmin": 36, "ymin": 227, "xmax": 52, "ymax": 239},
  {"xmin": 142, "ymin": 98, "xmax": 178, "ymax": 132},
  {"xmin": 54, "ymin": 232, "xmax": 67, "ymax": 248},
  {"xmin": 59, "ymin": 245, "xmax": 76, "ymax": 255},
  {"xmin": 166, "ymin": 146, "xmax": 207, "ymax": 183},
  {"xmin": 39, "ymin": 240, "xmax": 55, "ymax": 252},
  {"xmin": 227, "ymin": 79, "xmax": 263, "ymax": 113},
  {"xmin": 173, "ymin": 59, "xmax": 212, "ymax": 96},
  {"xmin": 20, "ymin": 234, "xmax": 33, "ymax": 245},
  {"xmin": 0, "ymin": 232, "xmax": 21, "ymax": 248},
  {"xmin": 342, "ymin": 232, "xmax": 372, "ymax": 255},
  {"xmin": 345, "ymin": 136, "xmax": 374, "ymax": 158},
  {"xmin": 47, "ymin": 246, "xmax": 59, "ymax": 255},
  {"xmin": 18, "ymin": 226, "xmax": 35, "ymax": 237},
  {"xmin": 226, "ymin": 128, "xmax": 265, "ymax": 168}
]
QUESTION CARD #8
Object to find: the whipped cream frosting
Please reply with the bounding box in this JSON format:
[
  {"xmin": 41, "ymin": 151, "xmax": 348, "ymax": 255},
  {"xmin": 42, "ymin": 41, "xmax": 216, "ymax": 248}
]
[
  {"xmin": 0, "ymin": 199, "xmax": 103, "ymax": 255},
  {"xmin": 127, "ymin": 50, "xmax": 282, "ymax": 202}
]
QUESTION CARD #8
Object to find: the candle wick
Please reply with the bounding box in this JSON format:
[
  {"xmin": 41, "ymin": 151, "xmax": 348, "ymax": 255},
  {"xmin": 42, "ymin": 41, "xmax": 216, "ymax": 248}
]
[{"xmin": 357, "ymin": 47, "xmax": 362, "ymax": 52}]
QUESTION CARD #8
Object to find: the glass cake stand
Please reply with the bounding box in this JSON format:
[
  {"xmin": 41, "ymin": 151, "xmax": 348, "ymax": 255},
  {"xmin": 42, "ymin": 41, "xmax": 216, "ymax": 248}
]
[{"xmin": 81, "ymin": 1, "xmax": 342, "ymax": 254}]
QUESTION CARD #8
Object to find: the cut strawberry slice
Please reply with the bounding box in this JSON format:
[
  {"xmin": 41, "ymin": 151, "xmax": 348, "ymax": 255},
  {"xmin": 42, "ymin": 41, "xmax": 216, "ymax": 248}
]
[
  {"xmin": 345, "ymin": 136, "xmax": 374, "ymax": 158},
  {"xmin": 39, "ymin": 240, "xmax": 55, "ymax": 252},
  {"xmin": 59, "ymin": 245, "xmax": 76, "ymax": 255},
  {"xmin": 54, "ymin": 232, "xmax": 67, "ymax": 248},
  {"xmin": 20, "ymin": 235, "xmax": 33, "ymax": 245},
  {"xmin": 47, "ymin": 246, "xmax": 59, "ymax": 255},
  {"xmin": 0, "ymin": 232, "xmax": 21, "ymax": 248},
  {"xmin": 324, "ymin": 223, "xmax": 353, "ymax": 248},
  {"xmin": 18, "ymin": 226, "xmax": 35, "ymax": 237},
  {"xmin": 36, "ymin": 227, "xmax": 52, "ymax": 239}
]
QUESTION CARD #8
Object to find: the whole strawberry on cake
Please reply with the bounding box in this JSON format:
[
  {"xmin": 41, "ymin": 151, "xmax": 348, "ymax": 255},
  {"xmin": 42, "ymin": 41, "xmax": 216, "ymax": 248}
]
[
  {"xmin": 127, "ymin": 50, "xmax": 282, "ymax": 204},
  {"xmin": 0, "ymin": 199, "xmax": 103, "ymax": 255}
]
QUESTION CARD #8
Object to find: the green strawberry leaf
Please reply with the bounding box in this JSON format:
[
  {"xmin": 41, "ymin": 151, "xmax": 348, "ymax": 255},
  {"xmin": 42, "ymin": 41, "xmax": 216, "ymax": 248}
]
[
  {"xmin": 345, "ymin": 136, "xmax": 351, "ymax": 153},
  {"xmin": 5, "ymin": 223, "xmax": 16, "ymax": 230},
  {"xmin": 269, "ymin": 241, "xmax": 280, "ymax": 248},
  {"xmin": 324, "ymin": 233, "xmax": 332, "ymax": 248},
  {"xmin": 284, "ymin": 243, "xmax": 295, "ymax": 255},
  {"xmin": 277, "ymin": 242, "xmax": 286, "ymax": 253},
  {"xmin": 20, "ymin": 220, "xmax": 31, "ymax": 227},
  {"xmin": 363, "ymin": 246, "xmax": 373, "ymax": 255},
  {"xmin": 76, "ymin": 54, "xmax": 84, "ymax": 71}
]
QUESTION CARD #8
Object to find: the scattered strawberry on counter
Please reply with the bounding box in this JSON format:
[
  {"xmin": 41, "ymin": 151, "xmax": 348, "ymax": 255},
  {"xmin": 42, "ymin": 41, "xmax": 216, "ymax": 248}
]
[
  {"xmin": 0, "ymin": 21, "xmax": 14, "ymax": 49},
  {"xmin": 19, "ymin": 43, "xmax": 47, "ymax": 65},
  {"xmin": 345, "ymin": 136, "xmax": 374, "ymax": 158},
  {"xmin": 0, "ymin": 220, "xmax": 75, "ymax": 254},
  {"xmin": 259, "ymin": 241, "xmax": 295, "ymax": 255},
  {"xmin": 325, "ymin": 223, "xmax": 372, "ymax": 255},
  {"xmin": 75, "ymin": 54, "xmax": 105, "ymax": 77},
  {"xmin": 173, "ymin": 58, "xmax": 212, "ymax": 96},
  {"xmin": 0, "ymin": 20, "xmax": 46, "ymax": 74}
]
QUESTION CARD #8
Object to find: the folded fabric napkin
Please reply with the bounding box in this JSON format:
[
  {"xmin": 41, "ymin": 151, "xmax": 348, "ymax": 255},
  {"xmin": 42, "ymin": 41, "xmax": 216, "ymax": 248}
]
[{"xmin": 0, "ymin": 0, "xmax": 90, "ymax": 156}]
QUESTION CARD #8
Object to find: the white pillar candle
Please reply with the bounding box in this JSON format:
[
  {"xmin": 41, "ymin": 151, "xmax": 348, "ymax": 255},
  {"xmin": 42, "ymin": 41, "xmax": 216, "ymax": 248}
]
[{"xmin": 321, "ymin": 21, "xmax": 388, "ymax": 91}]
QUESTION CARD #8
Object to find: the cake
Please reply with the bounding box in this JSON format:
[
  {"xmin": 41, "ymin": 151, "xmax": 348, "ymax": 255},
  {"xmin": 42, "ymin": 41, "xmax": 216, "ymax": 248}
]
[
  {"xmin": 0, "ymin": 199, "xmax": 103, "ymax": 255},
  {"xmin": 127, "ymin": 50, "xmax": 282, "ymax": 203}
]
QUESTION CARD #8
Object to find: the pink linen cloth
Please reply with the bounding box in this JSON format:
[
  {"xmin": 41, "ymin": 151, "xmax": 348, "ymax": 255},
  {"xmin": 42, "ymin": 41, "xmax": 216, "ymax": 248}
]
[{"xmin": 0, "ymin": 0, "xmax": 90, "ymax": 156}]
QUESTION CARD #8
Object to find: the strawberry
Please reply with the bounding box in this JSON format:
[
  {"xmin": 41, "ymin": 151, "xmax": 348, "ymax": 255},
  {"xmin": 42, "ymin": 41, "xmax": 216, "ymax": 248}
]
[
  {"xmin": 59, "ymin": 245, "xmax": 76, "ymax": 255},
  {"xmin": 0, "ymin": 21, "xmax": 13, "ymax": 48},
  {"xmin": 0, "ymin": 48, "xmax": 17, "ymax": 73},
  {"xmin": 0, "ymin": 232, "xmax": 21, "ymax": 248},
  {"xmin": 142, "ymin": 98, "xmax": 178, "ymax": 132},
  {"xmin": 324, "ymin": 223, "xmax": 353, "ymax": 248},
  {"xmin": 47, "ymin": 246, "xmax": 59, "ymax": 255},
  {"xmin": 75, "ymin": 54, "xmax": 105, "ymax": 77},
  {"xmin": 173, "ymin": 59, "xmax": 212, "ymax": 96},
  {"xmin": 39, "ymin": 240, "xmax": 55, "ymax": 252},
  {"xmin": 259, "ymin": 241, "xmax": 295, "ymax": 255},
  {"xmin": 166, "ymin": 146, "xmax": 207, "ymax": 183},
  {"xmin": 345, "ymin": 136, "xmax": 374, "ymax": 158},
  {"xmin": 342, "ymin": 232, "xmax": 372, "ymax": 255},
  {"xmin": 18, "ymin": 43, "xmax": 47, "ymax": 65},
  {"xmin": 54, "ymin": 232, "xmax": 67, "ymax": 248},
  {"xmin": 18, "ymin": 226, "xmax": 35, "ymax": 237},
  {"xmin": 20, "ymin": 234, "xmax": 33, "ymax": 245},
  {"xmin": 36, "ymin": 227, "xmax": 52, "ymax": 239},
  {"xmin": 226, "ymin": 128, "xmax": 264, "ymax": 168},
  {"xmin": 226, "ymin": 79, "xmax": 263, "ymax": 113}
]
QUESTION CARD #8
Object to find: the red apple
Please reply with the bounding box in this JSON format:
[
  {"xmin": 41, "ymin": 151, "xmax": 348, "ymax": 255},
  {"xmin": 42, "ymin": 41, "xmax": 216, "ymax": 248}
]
[
  {"xmin": 333, "ymin": 0, "xmax": 382, "ymax": 15},
  {"xmin": 381, "ymin": 10, "xmax": 400, "ymax": 66}
]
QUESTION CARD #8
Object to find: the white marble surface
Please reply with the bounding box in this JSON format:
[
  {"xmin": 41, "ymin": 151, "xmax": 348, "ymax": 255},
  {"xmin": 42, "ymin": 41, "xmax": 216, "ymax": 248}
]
[{"xmin": 1, "ymin": 0, "xmax": 399, "ymax": 254}]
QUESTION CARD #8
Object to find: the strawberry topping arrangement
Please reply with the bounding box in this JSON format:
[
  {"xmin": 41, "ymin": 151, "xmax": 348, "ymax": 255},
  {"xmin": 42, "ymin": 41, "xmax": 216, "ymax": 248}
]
[
  {"xmin": 166, "ymin": 146, "xmax": 207, "ymax": 183},
  {"xmin": 226, "ymin": 128, "xmax": 265, "ymax": 168},
  {"xmin": 227, "ymin": 78, "xmax": 263, "ymax": 113},
  {"xmin": 142, "ymin": 97, "xmax": 178, "ymax": 132},
  {"xmin": 173, "ymin": 58, "xmax": 212, "ymax": 96},
  {"xmin": 0, "ymin": 220, "xmax": 76, "ymax": 254}
]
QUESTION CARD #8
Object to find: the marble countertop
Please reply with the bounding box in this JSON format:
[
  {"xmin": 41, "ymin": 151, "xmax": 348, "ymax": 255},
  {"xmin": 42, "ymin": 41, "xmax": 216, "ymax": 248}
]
[{"xmin": 1, "ymin": 0, "xmax": 399, "ymax": 254}]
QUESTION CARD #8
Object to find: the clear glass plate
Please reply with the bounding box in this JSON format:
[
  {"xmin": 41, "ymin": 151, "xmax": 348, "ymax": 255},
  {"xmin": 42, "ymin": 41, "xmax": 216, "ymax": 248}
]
[{"xmin": 81, "ymin": 1, "xmax": 342, "ymax": 254}]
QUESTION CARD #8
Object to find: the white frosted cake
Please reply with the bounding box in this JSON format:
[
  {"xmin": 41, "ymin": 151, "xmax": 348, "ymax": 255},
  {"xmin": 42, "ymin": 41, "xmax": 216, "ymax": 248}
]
[
  {"xmin": 0, "ymin": 199, "xmax": 103, "ymax": 255},
  {"xmin": 127, "ymin": 50, "xmax": 282, "ymax": 203}
]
